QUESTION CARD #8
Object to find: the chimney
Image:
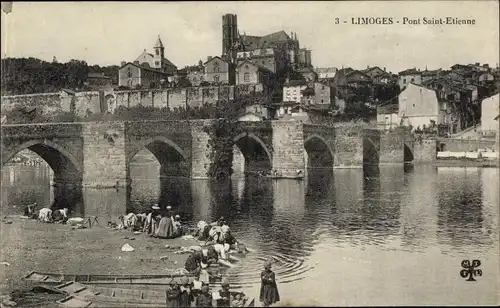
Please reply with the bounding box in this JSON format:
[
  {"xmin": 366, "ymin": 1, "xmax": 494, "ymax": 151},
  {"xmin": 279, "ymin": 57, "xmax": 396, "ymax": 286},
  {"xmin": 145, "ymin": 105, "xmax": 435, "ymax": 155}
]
[
  {"xmin": 475, "ymin": 62, "xmax": 479, "ymax": 66},
  {"xmin": 367, "ymin": 65, "xmax": 369, "ymax": 69},
  {"xmin": 121, "ymin": 61, "xmax": 126, "ymax": 66},
  {"xmin": 383, "ymin": 67, "xmax": 386, "ymax": 72},
  {"xmin": 134, "ymin": 61, "xmax": 139, "ymax": 65},
  {"xmin": 207, "ymin": 56, "xmax": 212, "ymax": 62}
]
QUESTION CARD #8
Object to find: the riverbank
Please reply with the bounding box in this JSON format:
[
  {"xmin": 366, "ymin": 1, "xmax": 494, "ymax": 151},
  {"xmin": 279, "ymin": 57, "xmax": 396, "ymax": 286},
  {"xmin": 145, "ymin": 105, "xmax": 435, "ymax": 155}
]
[
  {"xmin": 0, "ymin": 216, "xmax": 201, "ymax": 295},
  {"xmin": 433, "ymin": 159, "xmax": 499, "ymax": 167}
]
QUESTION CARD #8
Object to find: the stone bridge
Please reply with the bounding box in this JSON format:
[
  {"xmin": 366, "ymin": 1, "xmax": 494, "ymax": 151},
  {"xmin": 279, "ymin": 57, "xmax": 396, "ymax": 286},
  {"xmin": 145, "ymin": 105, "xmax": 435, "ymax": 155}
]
[{"xmin": 0, "ymin": 120, "xmax": 437, "ymax": 188}]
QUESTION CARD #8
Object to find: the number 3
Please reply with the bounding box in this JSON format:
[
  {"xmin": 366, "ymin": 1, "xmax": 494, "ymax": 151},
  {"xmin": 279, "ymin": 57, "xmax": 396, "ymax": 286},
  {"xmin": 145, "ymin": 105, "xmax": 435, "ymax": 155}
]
[{"xmin": 335, "ymin": 18, "xmax": 340, "ymax": 24}]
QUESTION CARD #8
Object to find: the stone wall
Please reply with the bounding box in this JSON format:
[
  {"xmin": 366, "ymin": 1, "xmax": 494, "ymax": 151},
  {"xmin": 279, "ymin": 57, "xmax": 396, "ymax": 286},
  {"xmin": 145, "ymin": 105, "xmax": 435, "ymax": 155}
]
[
  {"xmin": 82, "ymin": 121, "xmax": 129, "ymax": 188},
  {"xmin": 271, "ymin": 121, "xmax": 306, "ymax": 177},
  {"xmin": 414, "ymin": 139, "xmax": 437, "ymax": 163},
  {"xmin": 379, "ymin": 131, "xmax": 405, "ymax": 164},
  {"xmin": 437, "ymin": 138, "xmax": 496, "ymax": 152},
  {"xmin": 1, "ymin": 85, "xmax": 245, "ymax": 120},
  {"xmin": 1, "ymin": 92, "xmax": 66, "ymax": 116},
  {"xmin": 74, "ymin": 91, "xmax": 101, "ymax": 117}
]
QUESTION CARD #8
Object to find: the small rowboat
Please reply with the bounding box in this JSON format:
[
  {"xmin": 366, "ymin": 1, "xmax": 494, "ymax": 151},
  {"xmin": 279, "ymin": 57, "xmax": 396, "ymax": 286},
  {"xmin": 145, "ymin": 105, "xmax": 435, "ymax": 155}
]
[
  {"xmin": 50, "ymin": 281, "xmax": 256, "ymax": 307},
  {"xmin": 24, "ymin": 270, "xmax": 211, "ymax": 288}
]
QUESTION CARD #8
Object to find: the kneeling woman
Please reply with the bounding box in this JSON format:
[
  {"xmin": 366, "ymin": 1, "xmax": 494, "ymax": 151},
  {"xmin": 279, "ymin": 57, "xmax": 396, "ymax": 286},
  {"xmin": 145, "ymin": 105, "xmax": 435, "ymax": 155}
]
[{"xmin": 184, "ymin": 248, "xmax": 218, "ymax": 275}]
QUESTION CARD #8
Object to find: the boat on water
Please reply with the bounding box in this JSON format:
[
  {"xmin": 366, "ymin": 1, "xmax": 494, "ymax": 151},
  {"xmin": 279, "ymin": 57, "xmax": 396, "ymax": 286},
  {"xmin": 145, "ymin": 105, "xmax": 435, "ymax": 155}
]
[
  {"xmin": 24, "ymin": 270, "xmax": 217, "ymax": 288},
  {"xmin": 23, "ymin": 277, "xmax": 255, "ymax": 307}
]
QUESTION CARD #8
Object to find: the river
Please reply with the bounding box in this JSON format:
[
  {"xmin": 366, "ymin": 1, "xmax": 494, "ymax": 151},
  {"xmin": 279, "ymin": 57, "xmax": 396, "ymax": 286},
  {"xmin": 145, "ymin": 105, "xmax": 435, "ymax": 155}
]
[{"xmin": 1, "ymin": 156, "xmax": 499, "ymax": 306}]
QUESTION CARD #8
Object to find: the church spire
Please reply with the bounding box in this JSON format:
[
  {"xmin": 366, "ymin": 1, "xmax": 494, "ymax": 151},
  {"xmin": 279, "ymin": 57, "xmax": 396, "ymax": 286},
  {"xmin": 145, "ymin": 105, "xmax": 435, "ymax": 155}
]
[{"xmin": 154, "ymin": 35, "xmax": 164, "ymax": 48}]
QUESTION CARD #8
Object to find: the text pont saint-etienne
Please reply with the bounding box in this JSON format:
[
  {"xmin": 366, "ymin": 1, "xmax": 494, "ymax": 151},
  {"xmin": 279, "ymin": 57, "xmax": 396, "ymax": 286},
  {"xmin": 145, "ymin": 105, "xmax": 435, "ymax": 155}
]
[{"xmin": 343, "ymin": 17, "xmax": 476, "ymax": 25}]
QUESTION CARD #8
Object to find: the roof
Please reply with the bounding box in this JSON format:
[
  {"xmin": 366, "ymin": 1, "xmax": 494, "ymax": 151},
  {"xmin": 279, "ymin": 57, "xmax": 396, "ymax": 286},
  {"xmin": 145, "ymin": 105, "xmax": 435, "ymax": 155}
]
[
  {"xmin": 203, "ymin": 56, "xmax": 228, "ymax": 65},
  {"xmin": 119, "ymin": 62, "xmax": 171, "ymax": 75},
  {"xmin": 284, "ymin": 80, "xmax": 308, "ymax": 87},
  {"xmin": 154, "ymin": 35, "xmax": 164, "ymax": 48},
  {"xmin": 240, "ymin": 30, "xmax": 292, "ymax": 50},
  {"xmin": 236, "ymin": 59, "xmax": 273, "ymax": 74},
  {"xmin": 315, "ymin": 67, "xmax": 338, "ymax": 74},
  {"xmin": 297, "ymin": 67, "xmax": 317, "ymax": 74},
  {"xmin": 494, "ymin": 114, "xmax": 499, "ymax": 120},
  {"xmin": 88, "ymin": 72, "xmax": 111, "ymax": 79},
  {"xmin": 345, "ymin": 70, "xmax": 372, "ymax": 82},
  {"xmin": 399, "ymin": 68, "xmax": 421, "ymax": 76}
]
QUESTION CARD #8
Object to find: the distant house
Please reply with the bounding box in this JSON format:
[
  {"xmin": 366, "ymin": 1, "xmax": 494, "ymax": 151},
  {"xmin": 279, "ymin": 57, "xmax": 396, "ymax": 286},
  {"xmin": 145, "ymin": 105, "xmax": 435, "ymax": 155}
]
[
  {"xmin": 204, "ymin": 56, "xmax": 235, "ymax": 85},
  {"xmin": 345, "ymin": 70, "xmax": 372, "ymax": 88},
  {"xmin": 314, "ymin": 67, "xmax": 338, "ymax": 79},
  {"xmin": 237, "ymin": 104, "xmax": 276, "ymax": 122},
  {"xmin": 363, "ymin": 66, "xmax": 392, "ymax": 84},
  {"xmin": 301, "ymin": 82, "xmax": 335, "ymax": 105},
  {"xmin": 377, "ymin": 103, "xmax": 399, "ymax": 130},
  {"xmin": 236, "ymin": 60, "xmax": 274, "ymax": 88},
  {"xmin": 118, "ymin": 62, "xmax": 171, "ymax": 88},
  {"xmin": 421, "ymin": 69, "xmax": 442, "ymax": 83},
  {"xmin": 478, "ymin": 72, "xmax": 495, "ymax": 83},
  {"xmin": 283, "ymin": 79, "xmax": 308, "ymax": 103},
  {"xmin": 274, "ymin": 102, "xmax": 329, "ymax": 124},
  {"xmin": 398, "ymin": 68, "xmax": 422, "ymax": 89},
  {"xmin": 297, "ymin": 67, "xmax": 318, "ymax": 82},
  {"xmin": 86, "ymin": 72, "xmax": 112, "ymax": 89},
  {"xmin": 481, "ymin": 93, "xmax": 500, "ymax": 135},
  {"xmin": 177, "ymin": 62, "xmax": 205, "ymax": 86},
  {"xmin": 398, "ymin": 83, "xmax": 453, "ymax": 132}
]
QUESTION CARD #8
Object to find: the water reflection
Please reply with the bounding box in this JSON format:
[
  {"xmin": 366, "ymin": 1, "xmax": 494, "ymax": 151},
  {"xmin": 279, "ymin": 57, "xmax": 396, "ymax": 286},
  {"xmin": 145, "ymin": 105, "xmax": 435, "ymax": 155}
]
[{"xmin": 1, "ymin": 162, "xmax": 498, "ymax": 305}]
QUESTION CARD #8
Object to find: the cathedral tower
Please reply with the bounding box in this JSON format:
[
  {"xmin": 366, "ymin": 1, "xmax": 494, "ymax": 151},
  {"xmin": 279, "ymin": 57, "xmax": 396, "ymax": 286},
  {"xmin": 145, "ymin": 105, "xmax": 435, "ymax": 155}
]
[{"xmin": 222, "ymin": 14, "xmax": 238, "ymax": 62}]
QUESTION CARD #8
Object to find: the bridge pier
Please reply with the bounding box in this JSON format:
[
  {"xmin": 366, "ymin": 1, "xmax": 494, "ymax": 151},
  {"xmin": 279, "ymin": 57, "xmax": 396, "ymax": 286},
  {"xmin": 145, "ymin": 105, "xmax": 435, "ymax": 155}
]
[
  {"xmin": 82, "ymin": 122, "xmax": 130, "ymax": 188},
  {"xmin": 271, "ymin": 121, "xmax": 306, "ymax": 177},
  {"xmin": 190, "ymin": 120, "xmax": 212, "ymax": 179}
]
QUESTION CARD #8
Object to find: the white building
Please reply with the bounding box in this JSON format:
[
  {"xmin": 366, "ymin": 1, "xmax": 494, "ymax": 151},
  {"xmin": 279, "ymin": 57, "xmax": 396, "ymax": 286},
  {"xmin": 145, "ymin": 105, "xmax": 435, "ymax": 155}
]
[
  {"xmin": 398, "ymin": 83, "xmax": 447, "ymax": 130},
  {"xmin": 283, "ymin": 80, "xmax": 308, "ymax": 103},
  {"xmin": 481, "ymin": 93, "xmax": 500, "ymax": 135}
]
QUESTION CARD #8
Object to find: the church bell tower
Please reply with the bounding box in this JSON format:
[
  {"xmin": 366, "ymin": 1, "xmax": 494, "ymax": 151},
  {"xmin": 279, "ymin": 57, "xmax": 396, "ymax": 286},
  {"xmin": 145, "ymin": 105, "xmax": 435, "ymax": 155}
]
[{"xmin": 153, "ymin": 35, "xmax": 165, "ymax": 70}]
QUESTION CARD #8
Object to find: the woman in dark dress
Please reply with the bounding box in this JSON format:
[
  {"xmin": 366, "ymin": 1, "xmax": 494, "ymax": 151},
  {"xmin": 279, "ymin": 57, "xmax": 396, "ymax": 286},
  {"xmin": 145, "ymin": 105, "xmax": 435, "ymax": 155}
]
[
  {"xmin": 260, "ymin": 261, "xmax": 280, "ymax": 307},
  {"xmin": 185, "ymin": 249, "xmax": 209, "ymax": 274},
  {"xmin": 166, "ymin": 281, "xmax": 181, "ymax": 307},
  {"xmin": 155, "ymin": 207, "xmax": 174, "ymax": 238},
  {"xmin": 178, "ymin": 276, "xmax": 194, "ymax": 307},
  {"xmin": 217, "ymin": 280, "xmax": 231, "ymax": 307},
  {"xmin": 195, "ymin": 284, "xmax": 213, "ymax": 307}
]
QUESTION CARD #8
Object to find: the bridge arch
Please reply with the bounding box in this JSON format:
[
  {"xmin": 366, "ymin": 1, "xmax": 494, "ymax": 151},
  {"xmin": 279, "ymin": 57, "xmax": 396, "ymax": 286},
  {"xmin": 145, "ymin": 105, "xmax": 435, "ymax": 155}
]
[
  {"xmin": 127, "ymin": 136, "xmax": 189, "ymax": 178},
  {"xmin": 2, "ymin": 139, "xmax": 83, "ymax": 176},
  {"xmin": 232, "ymin": 132, "xmax": 272, "ymax": 175},
  {"xmin": 303, "ymin": 134, "xmax": 334, "ymax": 168}
]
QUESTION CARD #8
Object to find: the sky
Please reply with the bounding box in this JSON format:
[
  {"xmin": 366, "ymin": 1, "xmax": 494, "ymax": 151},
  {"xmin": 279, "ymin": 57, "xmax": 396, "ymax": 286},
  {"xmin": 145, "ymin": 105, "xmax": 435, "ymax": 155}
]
[{"xmin": 1, "ymin": 1, "xmax": 499, "ymax": 73}]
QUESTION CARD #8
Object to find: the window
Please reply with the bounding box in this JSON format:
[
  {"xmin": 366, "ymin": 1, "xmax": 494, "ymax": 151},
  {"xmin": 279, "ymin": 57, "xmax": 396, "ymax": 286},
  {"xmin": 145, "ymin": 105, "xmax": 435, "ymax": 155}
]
[
  {"xmin": 214, "ymin": 75, "xmax": 219, "ymax": 82},
  {"xmin": 214, "ymin": 67, "xmax": 220, "ymax": 73},
  {"xmin": 244, "ymin": 73, "xmax": 250, "ymax": 82},
  {"xmin": 155, "ymin": 49, "xmax": 159, "ymax": 56},
  {"xmin": 411, "ymin": 78, "xmax": 415, "ymax": 82},
  {"xmin": 128, "ymin": 71, "xmax": 132, "ymax": 78},
  {"xmin": 403, "ymin": 78, "xmax": 406, "ymax": 83},
  {"xmin": 322, "ymin": 86, "xmax": 325, "ymax": 90},
  {"xmin": 412, "ymin": 104, "xmax": 415, "ymax": 107},
  {"xmin": 155, "ymin": 61, "xmax": 160, "ymax": 66},
  {"xmin": 127, "ymin": 79, "xmax": 133, "ymax": 87},
  {"xmin": 321, "ymin": 99, "xmax": 324, "ymax": 103}
]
